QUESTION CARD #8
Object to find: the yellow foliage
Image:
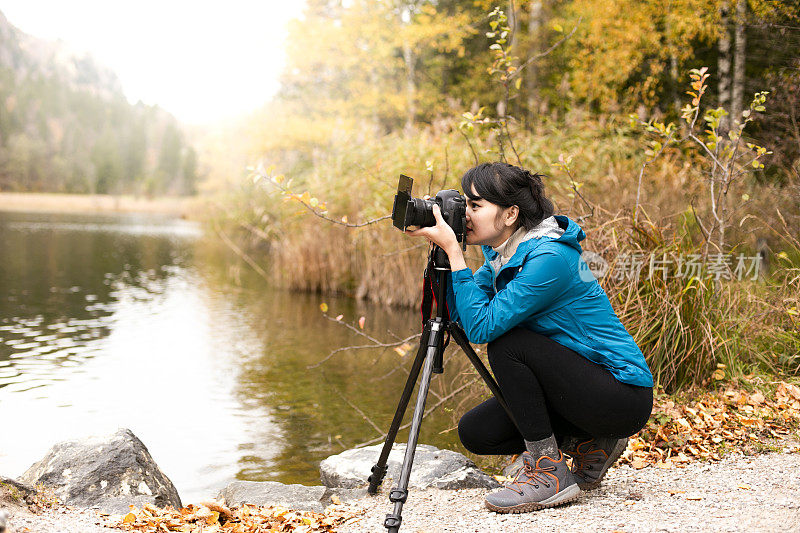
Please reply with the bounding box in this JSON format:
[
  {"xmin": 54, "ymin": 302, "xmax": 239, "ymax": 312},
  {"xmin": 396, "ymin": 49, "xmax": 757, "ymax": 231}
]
[{"xmin": 562, "ymin": 0, "xmax": 718, "ymax": 109}]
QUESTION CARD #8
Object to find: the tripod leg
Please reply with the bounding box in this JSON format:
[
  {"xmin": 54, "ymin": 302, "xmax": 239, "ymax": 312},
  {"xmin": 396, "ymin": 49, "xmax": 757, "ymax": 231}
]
[
  {"xmin": 367, "ymin": 322, "xmax": 431, "ymax": 495},
  {"xmin": 449, "ymin": 323, "xmax": 518, "ymax": 428},
  {"xmin": 384, "ymin": 320, "xmax": 442, "ymax": 533}
]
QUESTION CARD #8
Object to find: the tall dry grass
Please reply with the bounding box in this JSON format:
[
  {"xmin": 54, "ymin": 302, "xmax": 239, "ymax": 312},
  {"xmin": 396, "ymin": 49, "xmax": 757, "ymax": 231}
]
[{"xmin": 218, "ymin": 116, "xmax": 800, "ymax": 391}]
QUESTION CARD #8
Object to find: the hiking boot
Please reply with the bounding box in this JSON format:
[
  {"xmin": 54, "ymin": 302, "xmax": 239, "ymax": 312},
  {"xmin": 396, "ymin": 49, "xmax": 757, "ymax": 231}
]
[
  {"xmin": 484, "ymin": 451, "xmax": 580, "ymax": 513},
  {"xmin": 563, "ymin": 437, "xmax": 628, "ymax": 490},
  {"xmin": 501, "ymin": 453, "xmax": 524, "ymax": 479}
]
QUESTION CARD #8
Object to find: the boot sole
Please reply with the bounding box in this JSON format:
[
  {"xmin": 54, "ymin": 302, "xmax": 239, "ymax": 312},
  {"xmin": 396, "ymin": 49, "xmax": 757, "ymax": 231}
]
[
  {"xmin": 576, "ymin": 438, "xmax": 629, "ymax": 491},
  {"xmin": 485, "ymin": 484, "xmax": 581, "ymax": 514}
]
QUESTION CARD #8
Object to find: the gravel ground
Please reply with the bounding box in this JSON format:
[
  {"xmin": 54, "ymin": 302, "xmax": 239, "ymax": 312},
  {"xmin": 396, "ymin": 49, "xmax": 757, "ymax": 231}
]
[
  {"xmin": 5, "ymin": 506, "xmax": 111, "ymax": 533},
  {"xmin": 338, "ymin": 450, "xmax": 800, "ymax": 533},
  {"xmin": 4, "ymin": 450, "xmax": 800, "ymax": 532}
]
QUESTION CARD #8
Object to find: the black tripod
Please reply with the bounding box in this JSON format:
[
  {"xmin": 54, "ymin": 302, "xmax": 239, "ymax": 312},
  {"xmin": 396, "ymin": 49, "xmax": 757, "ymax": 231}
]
[{"xmin": 366, "ymin": 245, "xmax": 517, "ymax": 532}]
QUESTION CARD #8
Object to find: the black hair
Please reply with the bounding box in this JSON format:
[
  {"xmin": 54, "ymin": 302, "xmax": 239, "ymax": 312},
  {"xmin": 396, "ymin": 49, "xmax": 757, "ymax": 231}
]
[{"xmin": 461, "ymin": 162, "xmax": 555, "ymax": 231}]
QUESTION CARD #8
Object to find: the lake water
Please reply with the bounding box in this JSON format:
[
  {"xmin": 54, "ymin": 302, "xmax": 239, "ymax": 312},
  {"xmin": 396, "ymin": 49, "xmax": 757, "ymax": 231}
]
[{"xmin": 0, "ymin": 210, "xmax": 468, "ymax": 502}]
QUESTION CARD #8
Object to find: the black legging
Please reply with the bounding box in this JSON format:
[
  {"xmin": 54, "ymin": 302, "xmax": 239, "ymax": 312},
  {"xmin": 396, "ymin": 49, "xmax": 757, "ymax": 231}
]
[{"xmin": 458, "ymin": 327, "xmax": 653, "ymax": 456}]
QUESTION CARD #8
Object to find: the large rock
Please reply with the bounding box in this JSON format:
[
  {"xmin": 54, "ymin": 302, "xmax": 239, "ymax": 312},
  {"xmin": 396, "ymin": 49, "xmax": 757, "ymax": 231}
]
[
  {"xmin": 0, "ymin": 476, "xmax": 36, "ymax": 510},
  {"xmin": 217, "ymin": 481, "xmax": 366, "ymax": 513},
  {"xmin": 18, "ymin": 428, "xmax": 181, "ymax": 514},
  {"xmin": 319, "ymin": 443, "xmax": 500, "ymax": 490}
]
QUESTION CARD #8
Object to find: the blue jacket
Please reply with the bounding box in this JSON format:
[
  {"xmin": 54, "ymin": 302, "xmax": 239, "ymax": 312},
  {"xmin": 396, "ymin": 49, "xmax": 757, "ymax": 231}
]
[{"xmin": 448, "ymin": 215, "xmax": 653, "ymax": 388}]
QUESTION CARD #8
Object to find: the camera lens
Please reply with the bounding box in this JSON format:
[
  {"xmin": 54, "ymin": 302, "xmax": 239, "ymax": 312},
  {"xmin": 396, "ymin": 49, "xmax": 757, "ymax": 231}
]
[{"xmin": 406, "ymin": 198, "xmax": 436, "ymax": 228}]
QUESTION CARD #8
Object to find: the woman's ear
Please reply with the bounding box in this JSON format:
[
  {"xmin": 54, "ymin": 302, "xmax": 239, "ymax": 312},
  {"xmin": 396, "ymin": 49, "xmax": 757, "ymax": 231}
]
[{"xmin": 503, "ymin": 205, "xmax": 519, "ymax": 228}]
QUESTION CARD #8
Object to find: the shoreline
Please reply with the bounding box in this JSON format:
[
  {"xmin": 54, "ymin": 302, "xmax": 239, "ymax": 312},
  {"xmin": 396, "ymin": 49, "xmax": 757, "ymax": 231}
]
[{"xmin": 0, "ymin": 192, "xmax": 205, "ymax": 218}]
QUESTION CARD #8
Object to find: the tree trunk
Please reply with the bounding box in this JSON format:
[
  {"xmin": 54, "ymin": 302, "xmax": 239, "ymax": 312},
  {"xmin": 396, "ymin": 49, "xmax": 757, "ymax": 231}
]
[
  {"xmin": 400, "ymin": 6, "xmax": 416, "ymax": 134},
  {"xmin": 507, "ymin": 1, "xmax": 520, "ymax": 119},
  {"xmin": 402, "ymin": 41, "xmax": 416, "ymax": 134},
  {"xmin": 731, "ymin": 0, "xmax": 747, "ymax": 125},
  {"xmin": 526, "ymin": 1, "xmax": 544, "ymax": 128},
  {"xmin": 665, "ymin": 3, "xmax": 681, "ymax": 113},
  {"xmin": 717, "ymin": 0, "xmax": 732, "ymax": 131},
  {"xmin": 670, "ymin": 51, "xmax": 681, "ymax": 113},
  {"xmin": 508, "ymin": 1, "xmax": 520, "ymax": 51}
]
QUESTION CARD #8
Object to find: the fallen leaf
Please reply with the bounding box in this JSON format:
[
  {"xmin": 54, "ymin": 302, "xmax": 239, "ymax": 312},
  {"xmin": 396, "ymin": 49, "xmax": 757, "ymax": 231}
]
[
  {"xmin": 739, "ymin": 417, "xmax": 759, "ymax": 427},
  {"xmin": 393, "ymin": 342, "xmax": 413, "ymax": 357},
  {"xmin": 749, "ymin": 391, "xmax": 765, "ymax": 406},
  {"xmin": 783, "ymin": 382, "xmax": 800, "ymax": 401}
]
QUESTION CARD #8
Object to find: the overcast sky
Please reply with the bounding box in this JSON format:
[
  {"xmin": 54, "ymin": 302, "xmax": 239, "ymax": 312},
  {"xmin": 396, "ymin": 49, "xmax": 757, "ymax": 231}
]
[{"xmin": 1, "ymin": 1, "xmax": 306, "ymax": 125}]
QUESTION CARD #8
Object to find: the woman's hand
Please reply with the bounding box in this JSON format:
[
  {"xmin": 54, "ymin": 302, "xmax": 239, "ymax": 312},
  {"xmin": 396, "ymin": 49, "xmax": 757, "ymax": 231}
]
[
  {"xmin": 404, "ymin": 203, "xmax": 457, "ymax": 249},
  {"xmin": 404, "ymin": 203, "xmax": 467, "ymax": 271}
]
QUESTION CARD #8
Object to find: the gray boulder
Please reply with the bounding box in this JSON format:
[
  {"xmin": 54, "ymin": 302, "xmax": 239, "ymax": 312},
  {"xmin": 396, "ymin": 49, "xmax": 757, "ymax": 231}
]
[
  {"xmin": 0, "ymin": 476, "xmax": 36, "ymax": 510},
  {"xmin": 217, "ymin": 481, "xmax": 367, "ymax": 513},
  {"xmin": 19, "ymin": 428, "xmax": 181, "ymax": 514},
  {"xmin": 319, "ymin": 443, "xmax": 500, "ymax": 490}
]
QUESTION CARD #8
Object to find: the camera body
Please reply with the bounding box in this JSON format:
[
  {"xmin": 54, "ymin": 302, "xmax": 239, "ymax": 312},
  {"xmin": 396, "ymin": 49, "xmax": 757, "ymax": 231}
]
[{"xmin": 391, "ymin": 175, "xmax": 467, "ymax": 248}]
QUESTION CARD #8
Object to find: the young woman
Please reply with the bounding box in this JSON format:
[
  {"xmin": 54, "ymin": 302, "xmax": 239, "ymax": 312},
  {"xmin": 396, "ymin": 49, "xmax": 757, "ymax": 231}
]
[{"xmin": 405, "ymin": 162, "xmax": 653, "ymax": 514}]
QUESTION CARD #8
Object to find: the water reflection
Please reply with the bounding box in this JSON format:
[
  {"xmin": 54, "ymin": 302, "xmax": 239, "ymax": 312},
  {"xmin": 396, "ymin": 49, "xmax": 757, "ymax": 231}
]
[{"xmin": 0, "ymin": 210, "xmax": 463, "ymax": 502}]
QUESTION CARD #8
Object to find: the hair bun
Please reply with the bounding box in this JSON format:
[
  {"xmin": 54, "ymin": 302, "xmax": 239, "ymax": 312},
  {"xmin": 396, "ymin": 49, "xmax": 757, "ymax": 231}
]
[{"xmin": 525, "ymin": 169, "xmax": 544, "ymax": 195}]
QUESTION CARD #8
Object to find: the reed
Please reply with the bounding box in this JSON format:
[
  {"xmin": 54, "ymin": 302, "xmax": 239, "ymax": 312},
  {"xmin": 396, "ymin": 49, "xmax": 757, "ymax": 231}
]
[{"xmin": 218, "ymin": 116, "xmax": 799, "ymax": 390}]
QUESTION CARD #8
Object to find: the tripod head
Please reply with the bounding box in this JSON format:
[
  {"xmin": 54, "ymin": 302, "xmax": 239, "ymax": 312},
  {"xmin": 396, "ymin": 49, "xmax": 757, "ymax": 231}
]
[{"xmin": 428, "ymin": 244, "xmax": 451, "ymax": 272}]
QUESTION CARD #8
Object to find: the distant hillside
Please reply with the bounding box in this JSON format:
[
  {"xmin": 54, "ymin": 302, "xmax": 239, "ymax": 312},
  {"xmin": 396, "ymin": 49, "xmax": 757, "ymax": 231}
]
[{"xmin": 0, "ymin": 10, "xmax": 197, "ymax": 195}]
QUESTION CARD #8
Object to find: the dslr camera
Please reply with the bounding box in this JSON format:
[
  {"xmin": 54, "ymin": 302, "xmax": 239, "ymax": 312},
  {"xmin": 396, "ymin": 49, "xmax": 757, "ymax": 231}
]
[{"xmin": 391, "ymin": 175, "xmax": 467, "ymax": 249}]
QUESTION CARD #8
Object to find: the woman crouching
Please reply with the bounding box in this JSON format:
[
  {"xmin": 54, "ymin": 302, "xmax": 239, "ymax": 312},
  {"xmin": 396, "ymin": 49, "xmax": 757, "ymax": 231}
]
[{"xmin": 405, "ymin": 162, "xmax": 653, "ymax": 514}]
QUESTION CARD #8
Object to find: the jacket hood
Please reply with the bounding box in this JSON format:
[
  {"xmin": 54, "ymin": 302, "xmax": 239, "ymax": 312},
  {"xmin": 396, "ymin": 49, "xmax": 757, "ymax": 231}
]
[
  {"xmin": 482, "ymin": 215, "xmax": 586, "ymax": 263},
  {"xmin": 552, "ymin": 215, "xmax": 586, "ymax": 255}
]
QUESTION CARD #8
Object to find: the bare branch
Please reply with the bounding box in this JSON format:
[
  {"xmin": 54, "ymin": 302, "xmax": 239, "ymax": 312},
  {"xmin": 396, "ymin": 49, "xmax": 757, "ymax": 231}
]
[
  {"xmin": 353, "ymin": 377, "xmax": 480, "ymax": 448},
  {"xmin": 309, "ymin": 343, "xmax": 387, "ymax": 369},
  {"xmin": 256, "ymin": 171, "xmax": 391, "ymax": 228},
  {"xmin": 298, "ymin": 199, "xmax": 392, "ymax": 228},
  {"xmin": 321, "ymin": 313, "xmax": 389, "ymax": 345},
  {"xmin": 213, "ymin": 220, "xmax": 270, "ymax": 282},
  {"xmin": 690, "ymin": 197, "xmax": 710, "ymax": 242},
  {"xmin": 458, "ymin": 128, "xmax": 480, "ymax": 165},
  {"xmin": 380, "ymin": 243, "xmax": 427, "ymax": 257},
  {"xmin": 561, "ymin": 163, "xmax": 594, "ymax": 222},
  {"xmin": 514, "ymin": 17, "xmax": 582, "ymax": 77},
  {"xmin": 443, "ymin": 145, "xmax": 450, "ymax": 188},
  {"xmin": 688, "ymin": 133, "xmax": 728, "ymax": 174},
  {"xmin": 502, "ymin": 118, "xmax": 523, "ymax": 167},
  {"xmin": 634, "ymin": 135, "xmax": 674, "ymax": 224},
  {"xmin": 371, "ymin": 362, "xmax": 410, "ymax": 382},
  {"xmin": 326, "ymin": 377, "xmax": 385, "ymax": 435},
  {"xmin": 307, "ymin": 325, "xmax": 420, "ymax": 369}
]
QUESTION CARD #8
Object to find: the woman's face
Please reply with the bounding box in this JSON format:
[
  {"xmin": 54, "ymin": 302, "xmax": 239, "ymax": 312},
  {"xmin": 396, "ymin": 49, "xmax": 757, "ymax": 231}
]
[{"xmin": 465, "ymin": 186, "xmax": 518, "ymax": 247}]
